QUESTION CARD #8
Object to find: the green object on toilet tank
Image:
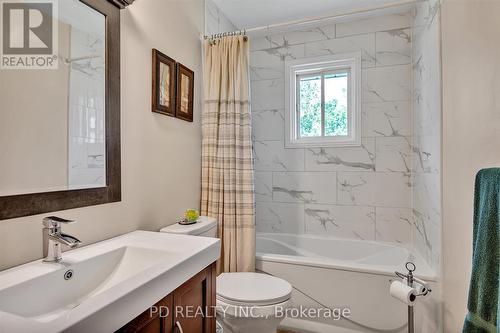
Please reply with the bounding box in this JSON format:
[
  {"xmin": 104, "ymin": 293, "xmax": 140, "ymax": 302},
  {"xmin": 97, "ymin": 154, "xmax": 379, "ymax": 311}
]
[{"xmin": 185, "ymin": 209, "xmax": 199, "ymax": 223}]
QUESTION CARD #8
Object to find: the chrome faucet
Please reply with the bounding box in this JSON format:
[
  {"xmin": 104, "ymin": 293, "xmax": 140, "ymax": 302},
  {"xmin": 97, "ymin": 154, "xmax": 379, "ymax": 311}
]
[{"xmin": 42, "ymin": 216, "xmax": 82, "ymax": 262}]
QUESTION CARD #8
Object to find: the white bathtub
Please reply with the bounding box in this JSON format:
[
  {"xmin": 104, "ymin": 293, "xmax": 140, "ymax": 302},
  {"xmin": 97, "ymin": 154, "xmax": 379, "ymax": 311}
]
[{"xmin": 255, "ymin": 233, "xmax": 437, "ymax": 333}]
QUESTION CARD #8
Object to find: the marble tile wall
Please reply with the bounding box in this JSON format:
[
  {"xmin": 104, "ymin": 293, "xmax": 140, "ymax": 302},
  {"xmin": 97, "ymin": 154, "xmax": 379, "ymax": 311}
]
[
  {"xmin": 203, "ymin": 1, "xmax": 442, "ymax": 266},
  {"xmin": 251, "ymin": 13, "xmax": 415, "ymax": 244},
  {"xmin": 411, "ymin": 0, "xmax": 442, "ymax": 271},
  {"xmin": 205, "ymin": 0, "xmax": 237, "ymax": 36}
]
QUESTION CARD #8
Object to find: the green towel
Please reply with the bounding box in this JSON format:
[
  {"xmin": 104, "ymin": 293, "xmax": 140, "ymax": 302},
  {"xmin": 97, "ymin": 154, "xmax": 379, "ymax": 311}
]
[{"xmin": 463, "ymin": 168, "xmax": 500, "ymax": 333}]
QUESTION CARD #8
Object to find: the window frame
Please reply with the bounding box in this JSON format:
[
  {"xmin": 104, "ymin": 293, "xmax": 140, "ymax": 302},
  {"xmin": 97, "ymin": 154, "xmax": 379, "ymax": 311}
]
[{"xmin": 285, "ymin": 52, "xmax": 362, "ymax": 148}]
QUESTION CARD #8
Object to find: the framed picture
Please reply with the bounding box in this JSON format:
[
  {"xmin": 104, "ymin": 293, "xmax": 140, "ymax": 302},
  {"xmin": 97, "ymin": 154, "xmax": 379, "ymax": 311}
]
[
  {"xmin": 152, "ymin": 49, "xmax": 176, "ymax": 116},
  {"xmin": 176, "ymin": 63, "xmax": 194, "ymax": 122}
]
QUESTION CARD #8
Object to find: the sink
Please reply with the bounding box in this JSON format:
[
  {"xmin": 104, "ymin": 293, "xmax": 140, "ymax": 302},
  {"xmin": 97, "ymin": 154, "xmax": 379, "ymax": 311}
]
[
  {"xmin": 0, "ymin": 231, "xmax": 220, "ymax": 333},
  {"xmin": 0, "ymin": 246, "xmax": 174, "ymax": 321}
]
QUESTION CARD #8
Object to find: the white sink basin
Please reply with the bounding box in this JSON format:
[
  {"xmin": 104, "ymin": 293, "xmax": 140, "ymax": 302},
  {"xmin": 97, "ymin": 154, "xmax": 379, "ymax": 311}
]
[
  {"xmin": 0, "ymin": 231, "xmax": 220, "ymax": 333},
  {"xmin": 0, "ymin": 246, "xmax": 174, "ymax": 320}
]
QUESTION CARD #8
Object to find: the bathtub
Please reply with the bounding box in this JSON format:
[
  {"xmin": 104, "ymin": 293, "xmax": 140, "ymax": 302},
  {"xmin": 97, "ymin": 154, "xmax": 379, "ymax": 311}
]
[{"xmin": 255, "ymin": 233, "xmax": 437, "ymax": 333}]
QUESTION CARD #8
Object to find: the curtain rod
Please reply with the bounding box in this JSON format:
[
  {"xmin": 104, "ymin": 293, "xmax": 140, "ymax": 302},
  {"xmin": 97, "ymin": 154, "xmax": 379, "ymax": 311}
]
[
  {"xmin": 202, "ymin": 0, "xmax": 421, "ymax": 39},
  {"xmin": 203, "ymin": 29, "xmax": 247, "ymax": 41}
]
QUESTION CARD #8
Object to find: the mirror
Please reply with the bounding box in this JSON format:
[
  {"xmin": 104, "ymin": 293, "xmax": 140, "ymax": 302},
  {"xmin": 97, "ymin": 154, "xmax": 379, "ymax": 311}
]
[
  {"xmin": 0, "ymin": 0, "xmax": 121, "ymax": 220},
  {"xmin": 0, "ymin": 0, "xmax": 105, "ymax": 196}
]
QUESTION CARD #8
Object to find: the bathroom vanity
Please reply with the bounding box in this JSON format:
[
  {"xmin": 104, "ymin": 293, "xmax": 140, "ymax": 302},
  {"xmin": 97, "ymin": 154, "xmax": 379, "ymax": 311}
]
[
  {"xmin": 0, "ymin": 231, "xmax": 220, "ymax": 333},
  {"xmin": 117, "ymin": 262, "xmax": 216, "ymax": 333}
]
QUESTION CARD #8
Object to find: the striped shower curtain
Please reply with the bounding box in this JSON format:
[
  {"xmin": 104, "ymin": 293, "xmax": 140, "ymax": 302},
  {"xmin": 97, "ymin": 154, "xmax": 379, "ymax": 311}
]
[{"xmin": 201, "ymin": 36, "xmax": 255, "ymax": 273}]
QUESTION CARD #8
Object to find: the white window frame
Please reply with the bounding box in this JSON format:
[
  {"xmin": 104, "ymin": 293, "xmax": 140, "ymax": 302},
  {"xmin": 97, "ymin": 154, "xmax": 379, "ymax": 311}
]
[{"xmin": 285, "ymin": 52, "xmax": 362, "ymax": 148}]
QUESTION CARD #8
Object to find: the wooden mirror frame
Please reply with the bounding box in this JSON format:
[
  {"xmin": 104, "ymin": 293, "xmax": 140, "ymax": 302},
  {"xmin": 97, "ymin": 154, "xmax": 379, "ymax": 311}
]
[{"xmin": 0, "ymin": 0, "xmax": 122, "ymax": 220}]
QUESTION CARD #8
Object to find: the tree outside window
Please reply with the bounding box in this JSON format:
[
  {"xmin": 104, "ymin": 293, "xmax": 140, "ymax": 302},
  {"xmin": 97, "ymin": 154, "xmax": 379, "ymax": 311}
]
[{"xmin": 298, "ymin": 72, "xmax": 348, "ymax": 139}]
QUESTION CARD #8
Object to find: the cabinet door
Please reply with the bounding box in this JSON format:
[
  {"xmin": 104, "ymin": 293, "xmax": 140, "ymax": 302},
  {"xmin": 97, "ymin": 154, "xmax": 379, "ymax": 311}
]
[
  {"xmin": 117, "ymin": 294, "xmax": 173, "ymax": 333},
  {"xmin": 172, "ymin": 263, "xmax": 216, "ymax": 333}
]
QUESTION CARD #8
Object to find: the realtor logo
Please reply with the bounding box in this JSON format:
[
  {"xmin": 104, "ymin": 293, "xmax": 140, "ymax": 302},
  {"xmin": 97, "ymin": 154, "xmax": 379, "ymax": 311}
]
[{"xmin": 1, "ymin": 0, "xmax": 58, "ymax": 69}]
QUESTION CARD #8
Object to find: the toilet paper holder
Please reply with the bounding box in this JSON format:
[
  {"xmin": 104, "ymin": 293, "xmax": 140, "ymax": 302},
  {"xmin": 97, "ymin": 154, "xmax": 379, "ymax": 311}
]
[
  {"xmin": 394, "ymin": 262, "xmax": 432, "ymax": 333},
  {"xmin": 395, "ymin": 262, "xmax": 432, "ymax": 296}
]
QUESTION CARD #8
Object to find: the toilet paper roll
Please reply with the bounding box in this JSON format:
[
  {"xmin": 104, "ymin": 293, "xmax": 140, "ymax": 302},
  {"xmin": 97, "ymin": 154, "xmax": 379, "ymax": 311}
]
[{"xmin": 390, "ymin": 280, "xmax": 417, "ymax": 306}]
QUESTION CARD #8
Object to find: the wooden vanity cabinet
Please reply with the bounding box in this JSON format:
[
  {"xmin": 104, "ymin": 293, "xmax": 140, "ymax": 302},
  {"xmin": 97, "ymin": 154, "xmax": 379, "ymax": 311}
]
[{"xmin": 117, "ymin": 263, "xmax": 216, "ymax": 333}]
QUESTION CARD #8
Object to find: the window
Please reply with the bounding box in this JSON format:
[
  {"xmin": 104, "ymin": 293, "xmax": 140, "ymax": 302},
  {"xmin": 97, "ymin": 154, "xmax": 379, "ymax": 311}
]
[{"xmin": 285, "ymin": 53, "xmax": 361, "ymax": 148}]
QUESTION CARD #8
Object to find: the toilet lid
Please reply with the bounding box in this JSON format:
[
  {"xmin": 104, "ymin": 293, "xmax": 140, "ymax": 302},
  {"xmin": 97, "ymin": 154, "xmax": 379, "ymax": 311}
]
[{"xmin": 217, "ymin": 273, "xmax": 292, "ymax": 306}]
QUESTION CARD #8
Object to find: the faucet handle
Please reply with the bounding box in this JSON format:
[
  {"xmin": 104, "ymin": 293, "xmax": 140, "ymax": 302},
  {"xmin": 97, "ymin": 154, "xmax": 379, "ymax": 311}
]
[{"xmin": 42, "ymin": 216, "xmax": 76, "ymax": 228}]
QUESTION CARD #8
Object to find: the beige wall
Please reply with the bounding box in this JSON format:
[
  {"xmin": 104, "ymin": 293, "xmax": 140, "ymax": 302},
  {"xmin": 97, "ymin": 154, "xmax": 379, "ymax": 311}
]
[
  {"xmin": 442, "ymin": 0, "xmax": 500, "ymax": 331},
  {"xmin": 0, "ymin": 0, "xmax": 204, "ymax": 270}
]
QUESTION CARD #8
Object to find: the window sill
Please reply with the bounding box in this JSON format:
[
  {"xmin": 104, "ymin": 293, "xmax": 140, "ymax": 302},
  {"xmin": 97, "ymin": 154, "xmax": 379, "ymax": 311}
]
[{"xmin": 284, "ymin": 137, "xmax": 362, "ymax": 149}]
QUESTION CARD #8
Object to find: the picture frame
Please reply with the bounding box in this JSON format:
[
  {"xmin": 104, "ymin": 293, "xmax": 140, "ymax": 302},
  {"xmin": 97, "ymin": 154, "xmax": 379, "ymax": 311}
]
[
  {"xmin": 175, "ymin": 63, "xmax": 194, "ymax": 122},
  {"xmin": 152, "ymin": 49, "xmax": 176, "ymax": 116}
]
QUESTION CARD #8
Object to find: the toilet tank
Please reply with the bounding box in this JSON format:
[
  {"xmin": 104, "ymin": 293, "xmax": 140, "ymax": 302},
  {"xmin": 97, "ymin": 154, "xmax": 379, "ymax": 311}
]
[{"xmin": 159, "ymin": 216, "xmax": 217, "ymax": 237}]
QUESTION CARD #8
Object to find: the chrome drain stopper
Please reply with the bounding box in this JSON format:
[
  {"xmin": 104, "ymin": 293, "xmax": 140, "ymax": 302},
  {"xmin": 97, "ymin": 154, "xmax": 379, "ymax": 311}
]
[{"xmin": 64, "ymin": 269, "xmax": 74, "ymax": 280}]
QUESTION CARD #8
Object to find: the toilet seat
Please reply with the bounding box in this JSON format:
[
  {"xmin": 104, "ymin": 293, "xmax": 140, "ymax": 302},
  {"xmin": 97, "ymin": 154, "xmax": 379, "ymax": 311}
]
[{"xmin": 216, "ymin": 273, "xmax": 292, "ymax": 307}]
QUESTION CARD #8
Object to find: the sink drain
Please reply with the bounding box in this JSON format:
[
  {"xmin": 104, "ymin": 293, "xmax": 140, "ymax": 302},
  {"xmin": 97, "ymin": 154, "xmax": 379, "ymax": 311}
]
[{"xmin": 64, "ymin": 269, "xmax": 74, "ymax": 280}]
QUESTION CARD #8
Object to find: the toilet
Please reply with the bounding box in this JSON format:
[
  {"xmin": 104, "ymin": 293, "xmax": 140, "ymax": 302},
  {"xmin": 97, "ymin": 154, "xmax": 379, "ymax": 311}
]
[{"xmin": 160, "ymin": 216, "xmax": 292, "ymax": 333}]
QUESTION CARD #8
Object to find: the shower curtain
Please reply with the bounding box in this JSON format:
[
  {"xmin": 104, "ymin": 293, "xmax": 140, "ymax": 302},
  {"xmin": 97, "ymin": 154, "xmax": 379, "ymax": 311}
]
[{"xmin": 201, "ymin": 36, "xmax": 255, "ymax": 273}]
